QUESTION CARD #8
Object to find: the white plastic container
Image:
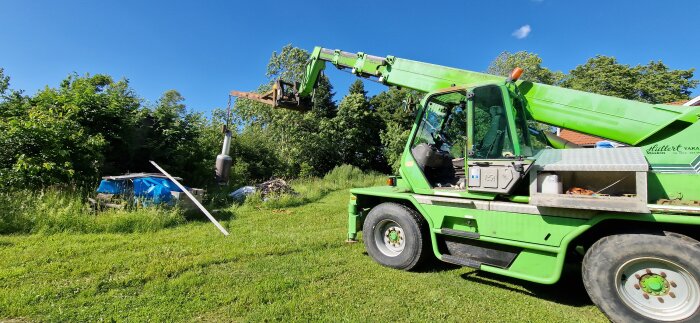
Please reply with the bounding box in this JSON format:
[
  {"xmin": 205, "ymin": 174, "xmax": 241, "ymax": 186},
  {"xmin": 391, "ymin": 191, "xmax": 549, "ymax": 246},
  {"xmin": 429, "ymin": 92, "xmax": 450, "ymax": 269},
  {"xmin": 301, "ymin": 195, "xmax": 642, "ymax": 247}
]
[{"xmin": 538, "ymin": 172, "xmax": 563, "ymax": 194}]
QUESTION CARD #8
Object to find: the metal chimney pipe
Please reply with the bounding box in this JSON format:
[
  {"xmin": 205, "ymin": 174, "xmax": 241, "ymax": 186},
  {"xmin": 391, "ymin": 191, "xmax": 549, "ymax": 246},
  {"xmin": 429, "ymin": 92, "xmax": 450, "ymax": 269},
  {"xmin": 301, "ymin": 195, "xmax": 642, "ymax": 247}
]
[{"xmin": 215, "ymin": 130, "xmax": 233, "ymax": 183}]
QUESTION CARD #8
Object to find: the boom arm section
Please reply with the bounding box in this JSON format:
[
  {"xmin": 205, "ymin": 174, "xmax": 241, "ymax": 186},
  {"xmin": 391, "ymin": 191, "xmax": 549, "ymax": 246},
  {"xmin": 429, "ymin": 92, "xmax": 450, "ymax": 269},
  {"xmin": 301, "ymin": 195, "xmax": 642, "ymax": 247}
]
[
  {"xmin": 232, "ymin": 46, "xmax": 700, "ymax": 146},
  {"xmin": 231, "ymin": 46, "xmax": 505, "ymax": 110},
  {"xmin": 296, "ymin": 47, "xmax": 505, "ymax": 96}
]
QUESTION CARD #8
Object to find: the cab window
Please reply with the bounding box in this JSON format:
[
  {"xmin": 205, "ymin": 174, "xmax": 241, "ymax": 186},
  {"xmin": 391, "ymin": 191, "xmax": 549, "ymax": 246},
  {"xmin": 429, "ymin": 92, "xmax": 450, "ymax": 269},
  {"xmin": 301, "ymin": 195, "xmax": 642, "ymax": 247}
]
[
  {"xmin": 410, "ymin": 90, "xmax": 467, "ymax": 187},
  {"xmin": 470, "ymin": 85, "xmax": 514, "ymax": 159}
]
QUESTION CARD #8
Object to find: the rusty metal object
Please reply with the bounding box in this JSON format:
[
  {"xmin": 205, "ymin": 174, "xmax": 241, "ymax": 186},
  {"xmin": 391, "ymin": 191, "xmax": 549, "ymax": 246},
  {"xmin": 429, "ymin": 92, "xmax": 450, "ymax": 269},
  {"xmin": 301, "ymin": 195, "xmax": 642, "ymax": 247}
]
[
  {"xmin": 230, "ymin": 80, "xmax": 311, "ymax": 112},
  {"xmin": 566, "ymin": 187, "xmax": 595, "ymax": 195}
]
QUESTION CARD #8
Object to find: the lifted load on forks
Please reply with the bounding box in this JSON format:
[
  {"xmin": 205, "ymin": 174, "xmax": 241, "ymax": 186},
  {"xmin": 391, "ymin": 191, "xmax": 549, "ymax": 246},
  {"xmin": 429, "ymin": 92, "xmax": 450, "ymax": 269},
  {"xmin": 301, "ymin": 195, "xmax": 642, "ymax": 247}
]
[{"xmin": 232, "ymin": 46, "xmax": 700, "ymax": 322}]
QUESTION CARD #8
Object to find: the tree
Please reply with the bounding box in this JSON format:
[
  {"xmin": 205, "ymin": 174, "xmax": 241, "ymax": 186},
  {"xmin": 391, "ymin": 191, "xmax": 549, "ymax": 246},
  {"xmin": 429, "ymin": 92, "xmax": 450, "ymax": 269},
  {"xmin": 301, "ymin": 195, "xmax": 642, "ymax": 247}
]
[
  {"xmin": 310, "ymin": 75, "xmax": 337, "ymax": 118},
  {"xmin": 0, "ymin": 68, "xmax": 9, "ymax": 97},
  {"xmin": 330, "ymin": 85, "xmax": 385, "ymax": 171},
  {"xmin": 635, "ymin": 61, "xmax": 697, "ymax": 103},
  {"xmin": 0, "ymin": 73, "xmax": 140, "ymax": 188},
  {"xmin": 562, "ymin": 56, "xmax": 698, "ymax": 103},
  {"xmin": 348, "ymin": 79, "xmax": 368, "ymax": 97},
  {"xmin": 561, "ymin": 56, "xmax": 639, "ymax": 99},
  {"xmin": 487, "ymin": 51, "xmax": 563, "ymax": 85},
  {"xmin": 370, "ymin": 87, "xmax": 419, "ymax": 172},
  {"xmin": 233, "ymin": 45, "xmax": 340, "ymax": 177}
]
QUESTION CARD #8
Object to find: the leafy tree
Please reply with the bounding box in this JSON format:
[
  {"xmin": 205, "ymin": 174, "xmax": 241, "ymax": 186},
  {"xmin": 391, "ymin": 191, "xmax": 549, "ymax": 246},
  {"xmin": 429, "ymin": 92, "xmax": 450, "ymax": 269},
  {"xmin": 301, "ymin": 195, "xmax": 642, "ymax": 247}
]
[
  {"xmin": 0, "ymin": 68, "xmax": 9, "ymax": 96},
  {"xmin": 233, "ymin": 45, "xmax": 339, "ymax": 177},
  {"xmin": 487, "ymin": 51, "xmax": 563, "ymax": 85},
  {"xmin": 0, "ymin": 73, "xmax": 139, "ymax": 188},
  {"xmin": 330, "ymin": 86, "xmax": 386, "ymax": 171},
  {"xmin": 562, "ymin": 56, "xmax": 698, "ymax": 103},
  {"xmin": 370, "ymin": 87, "xmax": 419, "ymax": 172},
  {"xmin": 561, "ymin": 56, "xmax": 639, "ymax": 99},
  {"xmin": 266, "ymin": 44, "xmax": 309, "ymax": 84},
  {"xmin": 139, "ymin": 90, "xmax": 224, "ymax": 186},
  {"xmin": 634, "ymin": 61, "xmax": 697, "ymax": 103}
]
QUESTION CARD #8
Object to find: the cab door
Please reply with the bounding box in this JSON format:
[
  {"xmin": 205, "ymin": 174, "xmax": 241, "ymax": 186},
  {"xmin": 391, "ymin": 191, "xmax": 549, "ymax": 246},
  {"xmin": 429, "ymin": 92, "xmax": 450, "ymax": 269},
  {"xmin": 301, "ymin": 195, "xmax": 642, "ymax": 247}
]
[{"xmin": 466, "ymin": 84, "xmax": 524, "ymax": 194}]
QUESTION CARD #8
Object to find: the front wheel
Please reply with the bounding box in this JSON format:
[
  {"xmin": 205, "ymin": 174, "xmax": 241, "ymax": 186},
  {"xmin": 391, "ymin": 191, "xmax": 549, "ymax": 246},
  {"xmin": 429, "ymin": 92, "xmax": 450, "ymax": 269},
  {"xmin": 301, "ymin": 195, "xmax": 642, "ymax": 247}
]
[
  {"xmin": 583, "ymin": 232, "xmax": 700, "ymax": 322},
  {"xmin": 362, "ymin": 202, "xmax": 430, "ymax": 270}
]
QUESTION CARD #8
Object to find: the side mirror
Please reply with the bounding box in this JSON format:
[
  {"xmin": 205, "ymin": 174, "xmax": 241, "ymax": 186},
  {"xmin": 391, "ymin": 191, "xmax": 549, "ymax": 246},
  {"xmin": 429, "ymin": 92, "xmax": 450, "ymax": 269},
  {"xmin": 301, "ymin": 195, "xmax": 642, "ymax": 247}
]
[{"xmin": 403, "ymin": 94, "xmax": 418, "ymax": 112}]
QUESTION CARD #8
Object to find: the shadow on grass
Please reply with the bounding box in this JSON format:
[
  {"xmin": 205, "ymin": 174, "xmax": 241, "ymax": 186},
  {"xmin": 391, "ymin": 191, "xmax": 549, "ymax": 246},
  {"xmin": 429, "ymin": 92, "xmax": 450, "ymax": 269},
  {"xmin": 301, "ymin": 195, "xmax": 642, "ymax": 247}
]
[
  {"xmin": 360, "ymin": 251, "xmax": 462, "ymax": 273},
  {"xmin": 183, "ymin": 209, "xmax": 235, "ymax": 222},
  {"xmin": 459, "ymin": 263, "xmax": 593, "ymax": 307},
  {"xmin": 358, "ymin": 249, "xmax": 592, "ymax": 306}
]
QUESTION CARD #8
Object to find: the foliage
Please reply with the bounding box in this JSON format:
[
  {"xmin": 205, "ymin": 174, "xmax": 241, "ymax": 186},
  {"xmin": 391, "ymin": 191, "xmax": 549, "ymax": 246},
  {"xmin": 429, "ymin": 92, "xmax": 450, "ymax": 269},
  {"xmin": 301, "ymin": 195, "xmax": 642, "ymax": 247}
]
[
  {"xmin": 0, "ymin": 74, "xmax": 140, "ymax": 188},
  {"xmin": 0, "ymin": 72, "xmax": 223, "ymax": 190},
  {"xmin": 328, "ymin": 81, "xmax": 387, "ymax": 171},
  {"xmin": 371, "ymin": 87, "xmax": 419, "ymax": 172},
  {"xmin": 139, "ymin": 90, "xmax": 221, "ymax": 186},
  {"xmin": 233, "ymin": 45, "xmax": 340, "ymax": 178},
  {"xmin": 0, "ymin": 68, "xmax": 9, "ymax": 96},
  {"xmin": 562, "ymin": 56, "xmax": 698, "ymax": 103},
  {"xmin": 487, "ymin": 51, "xmax": 564, "ymax": 85}
]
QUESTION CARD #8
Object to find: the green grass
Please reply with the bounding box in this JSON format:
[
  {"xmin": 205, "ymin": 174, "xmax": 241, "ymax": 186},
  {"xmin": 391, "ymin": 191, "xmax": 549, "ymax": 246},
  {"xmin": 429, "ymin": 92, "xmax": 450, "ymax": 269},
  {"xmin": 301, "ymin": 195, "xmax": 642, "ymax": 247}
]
[
  {"xmin": 0, "ymin": 189, "xmax": 186, "ymax": 235},
  {"xmin": 0, "ymin": 165, "xmax": 382, "ymax": 235},
  {"xmin": 0, "ymin": 188, "xmax": 606, "ymax": 322}
]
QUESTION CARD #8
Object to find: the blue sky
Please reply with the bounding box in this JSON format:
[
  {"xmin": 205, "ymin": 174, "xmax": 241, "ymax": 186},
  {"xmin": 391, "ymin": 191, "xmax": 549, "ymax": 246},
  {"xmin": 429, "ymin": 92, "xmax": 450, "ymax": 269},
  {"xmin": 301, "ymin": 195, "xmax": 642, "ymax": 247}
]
[{"xmin": 1, "ymin": 0, "xmax": 698, "ymax": 113}]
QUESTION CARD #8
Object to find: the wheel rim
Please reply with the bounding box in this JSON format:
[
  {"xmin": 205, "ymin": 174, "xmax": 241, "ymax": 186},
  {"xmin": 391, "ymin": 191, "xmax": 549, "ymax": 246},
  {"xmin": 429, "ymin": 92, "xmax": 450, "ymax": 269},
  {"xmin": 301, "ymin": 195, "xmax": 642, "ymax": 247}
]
[
  {"xmin": 615, "ymin": 257, "xmax": 700, "ymax": 321},
  {"xmin": 373, "ymin": 219, "xmax": 405, "ymax": 257}
]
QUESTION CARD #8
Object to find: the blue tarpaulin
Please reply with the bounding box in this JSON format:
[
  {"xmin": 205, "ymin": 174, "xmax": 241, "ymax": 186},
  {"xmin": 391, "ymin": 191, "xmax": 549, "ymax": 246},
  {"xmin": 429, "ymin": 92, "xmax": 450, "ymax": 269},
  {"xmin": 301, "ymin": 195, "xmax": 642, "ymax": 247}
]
[
  {"xmin": 96, "ymin": 176, "xmax": 186, "ymax": 206},
  {"xmin": 96, "ymin": 180, "xmax": 126, "ymax": 194}
]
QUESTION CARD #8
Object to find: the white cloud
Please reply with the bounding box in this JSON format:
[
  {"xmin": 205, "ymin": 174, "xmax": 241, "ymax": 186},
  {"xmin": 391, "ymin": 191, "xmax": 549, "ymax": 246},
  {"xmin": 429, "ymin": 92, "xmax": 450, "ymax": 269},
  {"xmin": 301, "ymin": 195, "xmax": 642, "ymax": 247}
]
[{"xmin": 512, "ymin": 25, "xmax": 531, "ymax": 39}]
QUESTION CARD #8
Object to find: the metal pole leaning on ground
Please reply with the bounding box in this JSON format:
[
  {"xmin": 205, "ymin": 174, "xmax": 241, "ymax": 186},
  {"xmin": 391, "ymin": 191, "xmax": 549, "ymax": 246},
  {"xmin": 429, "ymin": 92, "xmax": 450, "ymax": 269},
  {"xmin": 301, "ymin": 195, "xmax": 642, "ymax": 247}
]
[{"xmin": 150, "ymin": 160, "xmax": 230, "ymax": 236}]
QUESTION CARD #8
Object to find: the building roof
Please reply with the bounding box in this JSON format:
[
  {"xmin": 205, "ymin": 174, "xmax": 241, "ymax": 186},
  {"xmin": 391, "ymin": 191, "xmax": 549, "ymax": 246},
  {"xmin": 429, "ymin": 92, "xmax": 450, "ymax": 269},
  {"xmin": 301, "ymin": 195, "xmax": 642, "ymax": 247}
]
[
  {"xmin": 558, "ymin": 129, "xmax": 603, "ymax": 146},
  {"xmin": 666, "ymin": 96, "xmax": 700, "ymax": 106},
  {"xmin": 666, "ymin": 100, "xmax": 689, "ymax": 105},
  {"xmin": 684, "ymin": 96, "xmax": 700, "ymax": 106}
]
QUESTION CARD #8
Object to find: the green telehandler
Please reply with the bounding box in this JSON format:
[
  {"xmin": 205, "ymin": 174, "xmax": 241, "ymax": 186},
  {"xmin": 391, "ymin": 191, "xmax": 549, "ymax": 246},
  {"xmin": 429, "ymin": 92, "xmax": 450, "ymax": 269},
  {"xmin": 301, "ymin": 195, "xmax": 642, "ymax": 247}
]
[{"xmin": 231, "ymin": 47, "xmax": 700, "ymax": 322}]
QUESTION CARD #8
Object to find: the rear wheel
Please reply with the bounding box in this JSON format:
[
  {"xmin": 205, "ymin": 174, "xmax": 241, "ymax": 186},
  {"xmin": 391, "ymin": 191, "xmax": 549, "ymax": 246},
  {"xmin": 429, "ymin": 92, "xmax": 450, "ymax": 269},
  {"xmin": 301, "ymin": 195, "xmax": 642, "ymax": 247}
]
[
  {"xmin": 583, "ymin": 233, "xmax": 700, "ymax": 322},
  {"xmin": 362, "ymin": 202, "xmax": 430, "ymax": 270}
]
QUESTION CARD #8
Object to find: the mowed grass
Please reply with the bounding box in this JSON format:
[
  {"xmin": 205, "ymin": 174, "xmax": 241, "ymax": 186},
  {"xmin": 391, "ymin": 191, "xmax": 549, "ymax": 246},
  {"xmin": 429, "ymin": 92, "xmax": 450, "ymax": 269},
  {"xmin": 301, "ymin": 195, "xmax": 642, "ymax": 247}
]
[{"xmin": 0, "ymin": 189, "xmax": 607, "ymax": 322}]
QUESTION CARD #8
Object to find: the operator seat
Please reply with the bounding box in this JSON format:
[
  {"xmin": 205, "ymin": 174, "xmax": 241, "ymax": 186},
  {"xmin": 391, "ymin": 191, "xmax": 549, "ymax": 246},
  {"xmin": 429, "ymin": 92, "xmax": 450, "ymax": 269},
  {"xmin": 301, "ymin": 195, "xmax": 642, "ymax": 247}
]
[{"xmin": 477, "ymin": 106, "xmax": 506, "ymax": 158}]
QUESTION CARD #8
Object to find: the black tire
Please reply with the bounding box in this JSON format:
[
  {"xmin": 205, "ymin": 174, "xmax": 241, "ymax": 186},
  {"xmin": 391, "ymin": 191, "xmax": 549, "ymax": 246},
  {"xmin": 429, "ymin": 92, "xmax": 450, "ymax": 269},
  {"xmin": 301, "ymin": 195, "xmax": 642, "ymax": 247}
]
[
  {"xmin": 362, "ymin": 202, "xmax": 430, "ymax": 270},
  {"xmin": 583, "ymin": 232, "xmax": 700, "ymax": 322}
]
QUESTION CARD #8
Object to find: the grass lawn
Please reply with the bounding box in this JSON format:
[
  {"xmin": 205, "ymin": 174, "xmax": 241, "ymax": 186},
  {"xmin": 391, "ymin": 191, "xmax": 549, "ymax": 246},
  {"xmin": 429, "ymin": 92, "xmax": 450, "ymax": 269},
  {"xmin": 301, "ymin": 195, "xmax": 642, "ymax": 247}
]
[{"xmin": 0, "ymin": 189, "xmax": 607, "ymax": 322}]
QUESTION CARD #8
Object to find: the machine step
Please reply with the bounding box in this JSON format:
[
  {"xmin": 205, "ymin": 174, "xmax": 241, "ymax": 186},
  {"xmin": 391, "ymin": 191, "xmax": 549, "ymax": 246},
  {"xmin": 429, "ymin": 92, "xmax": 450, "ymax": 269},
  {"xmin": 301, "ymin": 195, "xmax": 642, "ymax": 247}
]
[
  {"xmin": 440, "ymin": 228, "xmax": 480, "ymax": 239},
  {"xmin": 441, "ymin": 254, "xmax": 482, "ymax": 269}
]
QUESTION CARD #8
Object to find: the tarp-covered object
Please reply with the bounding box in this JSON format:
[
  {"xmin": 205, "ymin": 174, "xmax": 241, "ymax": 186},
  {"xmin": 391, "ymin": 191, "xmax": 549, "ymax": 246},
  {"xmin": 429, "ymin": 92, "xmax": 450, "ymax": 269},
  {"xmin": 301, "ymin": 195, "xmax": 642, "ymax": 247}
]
[
  {"xmin": 133, "ymin": 177, "xmax": 184, "ymax": 204},
  {"xmin": 96, "ymin": 176, "xmax": 186, "ymax": 206},
  {"xmin": 96, "ymin": 180, "xmax": 126, "ymax": 195}
]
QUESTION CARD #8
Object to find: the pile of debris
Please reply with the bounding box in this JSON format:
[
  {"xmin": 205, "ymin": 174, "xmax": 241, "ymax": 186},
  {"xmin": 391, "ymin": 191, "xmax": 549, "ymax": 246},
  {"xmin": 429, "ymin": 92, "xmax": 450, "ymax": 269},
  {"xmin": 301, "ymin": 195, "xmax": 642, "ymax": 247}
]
[
  {"xmin": 230, "ymin": 178, "xmax": 297, "ymax": 201},
  {"xmin": 255, "ymin": 178, "xmax": 296, "ymax": 197}
]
